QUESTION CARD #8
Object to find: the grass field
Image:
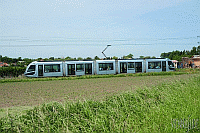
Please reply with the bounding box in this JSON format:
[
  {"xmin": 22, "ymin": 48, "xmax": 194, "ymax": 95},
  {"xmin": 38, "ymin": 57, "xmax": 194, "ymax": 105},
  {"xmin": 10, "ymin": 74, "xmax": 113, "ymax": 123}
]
[
  {"xmin": 0, "ymin": 74, "xmax": 195, "ymax": 109},
  {"xmin": 0, "ymin": 69, "xmax": 200, "ymax": 132}
]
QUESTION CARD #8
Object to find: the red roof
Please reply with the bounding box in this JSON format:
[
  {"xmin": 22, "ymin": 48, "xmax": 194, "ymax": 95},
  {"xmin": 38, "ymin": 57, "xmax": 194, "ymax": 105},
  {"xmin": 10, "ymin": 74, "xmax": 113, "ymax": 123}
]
[
  {"xmin": 172, "ymin": 60, "xmax": 178, "ymax": 63},
  {"xmin": 0, "ymin": 63, "xmax": 9, "ymax": 67}
]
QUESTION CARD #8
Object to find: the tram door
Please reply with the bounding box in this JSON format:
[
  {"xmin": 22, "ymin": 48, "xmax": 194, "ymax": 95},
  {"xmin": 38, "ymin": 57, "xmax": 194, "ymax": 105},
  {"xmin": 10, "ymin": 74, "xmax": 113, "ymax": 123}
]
[
  {"xmin": 135, "ymin": 62, "xmax": 142, "ymax": 72},
  {"xmin": 85, "ymin": 63, "xmax": 92, "ymax": 74},
  {"xmin": 162, "ymin": 61, "xmax": 166, "ymax": 71},
  {"xmin": 120, "ymin": 62, "xmax": 127, "ymax": 73},
  {"xmin": 68, "ymin": 64, "xmax": 75, "ymax": 75},
  {"xmin": 38, "ymin": 65, "xmax": 43, "ymax": 76}
]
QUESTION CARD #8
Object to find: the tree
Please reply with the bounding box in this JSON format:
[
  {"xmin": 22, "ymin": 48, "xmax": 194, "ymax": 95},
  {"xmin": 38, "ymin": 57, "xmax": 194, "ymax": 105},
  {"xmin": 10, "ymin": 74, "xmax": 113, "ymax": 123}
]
[
  {"xmin": 169, "ymin": 54, "xmax": 174, "ymax": 60},
  {"xmin": 144, "ymin": 56, "xmax": 151, "ymax": 59},
  {"xmin": 185, "ymin": 50, "xmax": 190, "ymax": 55},
  {"xmin": 159, "ymin": 46, "xmax": 200, "ymax": 61},
  {"xmin": 37, "ymin": 58, "xmax": 42, "ymax": 61},
  {"xmin": 49, "ymin": 57, "xmax": 54, "ymax": 60},
  {"xmin": 122, "ymin": 54, "xmax": 134, "ymax": 59},
  {"xmin": 197, "ymin": 45, "xmax": 200, "ymax": 55},
  {"xmin": 94, "ymin": 56, "xmax": 100, "ymax": 60},
  {"xmin": 65, "ymin": 56, "xmax": 72, "ymax": 60},
  {"xmin": 183, "ymin": 50, "xmax": 185, "ymax": 54},
  {"xmin": 12, "ymin": 58, "xmax": 18, "ymax": 63},
  {"xmin": 77, "ymin": 57, "xmax": 83, "ymax": 60},
  {"xmin": 191, "ymin": 46, "xmax": 197, "ymax": 55},
  {"xmin": 18, "ymin": 57, "xmax": 22, "ymax": 61},
  {"xmin": 1, "ymin": 56, "xmax": 12, "ymax": 64},
  {"xmin": 23, "ymin": 58, "xmax": 33, "ymax": 65},
  {"xmin": 112, "ymin": 56, "xmax": 118, "ymax": 60},
  {"xmin": 126, "ymin": 53, "xmax": 133, "ymax": 59},
  {"xmin": 85, "ymin": 57, "xmax": 92, "ymax": 60},
  {"xmin": 151, "ymin": 56, "xmax": 156, "ymax": 58},
  {"xmin": 44, "ymin": 58, "xmax": 48, "ymax": 61},
  {"xmin": 139, "ymin": 56, "xmax": 144, "ymax": 59},
  {"xmin": 122, "ymin": 56, "xmax": 127, "ymax": 59},
  {"xmin": 160, "ymin": 52, "xmax": 171, "ymax": 58}
]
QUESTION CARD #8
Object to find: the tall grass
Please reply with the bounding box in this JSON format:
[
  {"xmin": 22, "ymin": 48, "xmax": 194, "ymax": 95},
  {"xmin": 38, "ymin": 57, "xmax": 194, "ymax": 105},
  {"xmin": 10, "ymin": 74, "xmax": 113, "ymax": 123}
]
[{"xmin": 0, "ymin": 75, "xmax": 199, "ymax": 132}]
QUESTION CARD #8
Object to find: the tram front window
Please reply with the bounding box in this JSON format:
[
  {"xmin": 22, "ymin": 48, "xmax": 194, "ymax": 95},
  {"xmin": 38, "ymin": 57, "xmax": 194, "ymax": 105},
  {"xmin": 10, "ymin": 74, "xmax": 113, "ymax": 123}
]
[
  {"xmin": 168, "ymin": 61, "xmax": 174, "ymax": 68},
  {"xmin": 168, "ymin": 61, "xmax": 175, "ymax": 70},
  {"xmin": 27, "ymin": 65, "xmax": 35, "ymax": 72},
  {"xmin": 25, "ymin": 65, "xmax": 36, "ymax": 75}
]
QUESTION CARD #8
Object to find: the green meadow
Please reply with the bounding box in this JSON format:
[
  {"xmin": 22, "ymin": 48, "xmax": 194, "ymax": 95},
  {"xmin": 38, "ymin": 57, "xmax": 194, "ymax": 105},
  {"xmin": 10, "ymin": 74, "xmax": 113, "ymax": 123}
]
[{"xmin": 0, "ymin": 69, "xmax": 199, "ymax": 132}]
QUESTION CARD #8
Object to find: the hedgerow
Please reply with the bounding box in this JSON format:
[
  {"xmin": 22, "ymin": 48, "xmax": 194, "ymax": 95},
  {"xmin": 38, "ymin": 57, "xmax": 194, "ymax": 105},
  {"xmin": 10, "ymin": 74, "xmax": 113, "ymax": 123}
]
[{"xmin": 0, "ymin": 67, "xmax": 26, "ymax": 78}]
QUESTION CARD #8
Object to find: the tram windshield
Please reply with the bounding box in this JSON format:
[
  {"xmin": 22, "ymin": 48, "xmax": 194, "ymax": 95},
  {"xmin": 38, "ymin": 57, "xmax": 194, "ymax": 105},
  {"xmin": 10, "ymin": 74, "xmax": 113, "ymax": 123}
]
[
  {"xmin": 25, "ymin": 65, "xmax": 36, "ymax": 76},
  {"xmin": 168, "ymin": 61, "xmax": 174, "ymax": 68},
  {"xmin": 27, "ymin": 65, "xmax": 36, "ymax": 72}
]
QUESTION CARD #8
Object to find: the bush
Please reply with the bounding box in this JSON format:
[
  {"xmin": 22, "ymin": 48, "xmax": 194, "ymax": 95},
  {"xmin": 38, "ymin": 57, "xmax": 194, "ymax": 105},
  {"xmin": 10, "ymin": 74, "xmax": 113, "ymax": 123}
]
[{"xmin": 0, "ymin": 67, "xmax": 26, "ymax": 78}]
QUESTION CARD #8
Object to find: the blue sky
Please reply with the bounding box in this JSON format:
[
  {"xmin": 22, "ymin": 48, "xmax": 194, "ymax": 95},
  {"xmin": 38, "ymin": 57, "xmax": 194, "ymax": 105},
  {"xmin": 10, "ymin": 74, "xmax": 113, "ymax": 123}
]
[{"xmin": 0, "ymin": 0, "xmax": 200, "ymax": 58}]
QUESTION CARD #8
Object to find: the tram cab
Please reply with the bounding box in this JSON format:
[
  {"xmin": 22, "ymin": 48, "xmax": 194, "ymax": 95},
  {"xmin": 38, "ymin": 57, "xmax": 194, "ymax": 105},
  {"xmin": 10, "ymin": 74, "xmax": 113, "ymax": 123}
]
[
  {"xmin": 145, "ymin": 58, "xmax": 175, "ymax": 73},
  {"xmin": 24, "ymin": 61, "xmax": 63, "ymax": 77},
  {"xmin": 24, "ymin": 61, "xmax": 38, "ymax": 77}
]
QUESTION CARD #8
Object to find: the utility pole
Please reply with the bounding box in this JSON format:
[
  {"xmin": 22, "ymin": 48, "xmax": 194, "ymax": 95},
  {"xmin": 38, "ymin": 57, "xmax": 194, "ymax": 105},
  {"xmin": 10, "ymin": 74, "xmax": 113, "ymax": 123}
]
[{"xmin": 102, "ymin": 45, "xmax": 111, "ymax": 58}]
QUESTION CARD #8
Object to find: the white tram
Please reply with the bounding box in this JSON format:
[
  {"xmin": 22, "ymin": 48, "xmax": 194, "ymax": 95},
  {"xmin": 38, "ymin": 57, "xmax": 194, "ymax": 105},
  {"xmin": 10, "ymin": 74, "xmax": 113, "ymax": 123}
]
[{"xmin": 24, "ymin": 58, "xmax": 175, "ymax": 77}]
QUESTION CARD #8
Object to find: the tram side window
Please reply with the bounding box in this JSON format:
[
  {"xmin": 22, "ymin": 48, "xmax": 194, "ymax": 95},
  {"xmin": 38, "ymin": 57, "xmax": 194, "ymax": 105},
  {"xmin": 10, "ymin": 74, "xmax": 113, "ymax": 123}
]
[
  {"xmin": 99, "ymin": 63, "xmax": 113, "ymax": 71},
  {"xmin": 44, "ymin": 64, "xmax": 60, "ymax": 73},
  {"xmin": 148, "ymin": 62, "xmax": 161, "ymax": 69},
  {"xmin": 128, "ymin": 62, "xmax": 135, "ymax": 70},
  {"xmin": 76, "ymin": 64, "xmax": 84, "ymax": 71},
  {"xmin": 109, "ymin": 63, "xmax": 113, "ymax": 70},
  {"xmin": 27, "ymin": 65, "xmax": 35, "ymax": 72}
]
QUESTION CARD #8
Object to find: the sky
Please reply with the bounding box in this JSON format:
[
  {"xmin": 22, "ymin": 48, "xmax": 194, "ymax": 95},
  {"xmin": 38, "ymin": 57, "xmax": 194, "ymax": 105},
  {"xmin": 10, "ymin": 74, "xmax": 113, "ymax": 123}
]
[{"xmin": 0, "ymin": 0, "xmax": 200, "ymax": 59}]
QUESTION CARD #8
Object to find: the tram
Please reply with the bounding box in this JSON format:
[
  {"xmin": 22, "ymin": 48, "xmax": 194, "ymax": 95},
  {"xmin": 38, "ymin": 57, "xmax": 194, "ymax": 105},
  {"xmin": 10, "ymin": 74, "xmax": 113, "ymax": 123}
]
[{"xmin": 24, "ymin": 58, "xmax": 175, "ymax": 77}]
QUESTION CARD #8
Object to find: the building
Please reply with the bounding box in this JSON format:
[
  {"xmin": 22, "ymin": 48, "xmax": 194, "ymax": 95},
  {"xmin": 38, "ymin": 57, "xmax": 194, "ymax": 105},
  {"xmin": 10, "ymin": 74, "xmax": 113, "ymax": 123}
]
[
  {"xmin": 172, "ymin": 60, "xmax": 178, "ymax": 68},
  {"xmin": 0, "ymin": 62, "xmax": 9, "ymax": 67},
  {"xmin": 182, "ymin": 55, "xmax": 200, "ymax": 68},
  {"xmin": 18, "ymin": 61, "xmax": 25, "ymax": 63},
  {"xmin": 192, "ymin": 55, "xmax": 200, "ymax": 68}
]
